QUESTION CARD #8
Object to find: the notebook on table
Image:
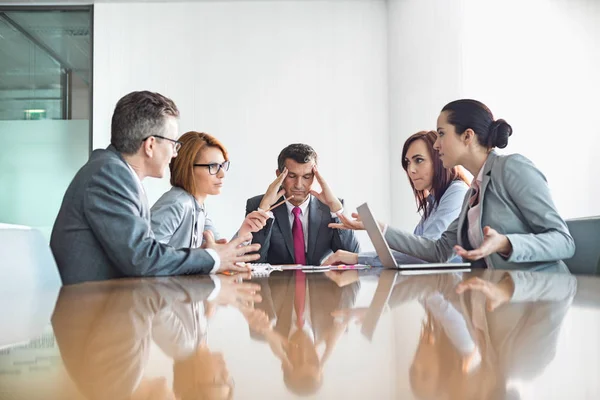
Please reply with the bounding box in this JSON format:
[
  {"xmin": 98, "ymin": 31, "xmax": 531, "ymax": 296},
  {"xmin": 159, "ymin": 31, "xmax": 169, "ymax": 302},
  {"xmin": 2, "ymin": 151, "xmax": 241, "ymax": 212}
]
[
  {"xmin": 246, "ymin": 263, "xmax": 371, "ymax": 277},
  {"xmin": 248, "ymin": 263, "xmax": 282, "ymax": 278}
]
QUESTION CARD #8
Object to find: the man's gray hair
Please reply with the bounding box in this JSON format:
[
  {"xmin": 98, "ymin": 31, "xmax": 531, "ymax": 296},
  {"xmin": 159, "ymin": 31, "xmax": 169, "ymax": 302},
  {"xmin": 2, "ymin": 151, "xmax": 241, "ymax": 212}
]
[
  {"xmin": 277, "ymin": 143, "xmax": 318, "ymax": 172},
  {"xmin": 110, "ymin": 91, "xmax": 179, "ymax": 155}
]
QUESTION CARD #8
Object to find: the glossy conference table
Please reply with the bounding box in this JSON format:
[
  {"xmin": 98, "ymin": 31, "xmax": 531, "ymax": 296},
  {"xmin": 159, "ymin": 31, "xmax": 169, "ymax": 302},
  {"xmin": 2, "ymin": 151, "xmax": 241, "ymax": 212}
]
[{"xmin": 1, "ymin": 268, "xmax": 600, "ymax": 400}]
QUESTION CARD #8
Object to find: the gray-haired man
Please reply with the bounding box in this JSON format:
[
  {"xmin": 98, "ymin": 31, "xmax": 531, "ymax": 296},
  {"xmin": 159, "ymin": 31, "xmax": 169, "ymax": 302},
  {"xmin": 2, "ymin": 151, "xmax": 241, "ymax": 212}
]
[
  {"xmin": 51, "ymin": 91, "xmax": 259, "ymax": 285},
  {"xmin": 245, "ymin": 143, "xmax": 360, "ymax": 265}
]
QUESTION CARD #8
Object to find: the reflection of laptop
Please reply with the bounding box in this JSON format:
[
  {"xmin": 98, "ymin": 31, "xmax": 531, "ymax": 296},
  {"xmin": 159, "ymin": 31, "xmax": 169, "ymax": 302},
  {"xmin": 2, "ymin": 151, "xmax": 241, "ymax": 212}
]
[
  {"xmin": 361, "ymin": 269, "xmax": 397, "ymax": 341},
  {"xmin": 356, "ymin": 202, "xmax": 471, "ymax": 271}
]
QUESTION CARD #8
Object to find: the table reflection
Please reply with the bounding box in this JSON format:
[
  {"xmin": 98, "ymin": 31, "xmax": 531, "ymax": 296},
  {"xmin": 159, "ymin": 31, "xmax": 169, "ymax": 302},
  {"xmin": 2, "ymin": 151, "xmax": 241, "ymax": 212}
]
[
  {"xmin": 361, "ymin": 270, "xmax": 576, "ymax": 400},
  {"xmin": 1, "ymin": 268, "xmax": 585, "ymax": 400},
  {"xmin": 51, "ymin": 275, "xmax": 261, "ymax": 400}
]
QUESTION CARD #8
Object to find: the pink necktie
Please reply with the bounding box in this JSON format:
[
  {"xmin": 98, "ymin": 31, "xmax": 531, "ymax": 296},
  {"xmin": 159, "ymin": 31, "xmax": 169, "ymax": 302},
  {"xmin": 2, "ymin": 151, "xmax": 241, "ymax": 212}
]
[{"xmin": 292, "ymin": 207, "xmax": 306, "ymax": 265}]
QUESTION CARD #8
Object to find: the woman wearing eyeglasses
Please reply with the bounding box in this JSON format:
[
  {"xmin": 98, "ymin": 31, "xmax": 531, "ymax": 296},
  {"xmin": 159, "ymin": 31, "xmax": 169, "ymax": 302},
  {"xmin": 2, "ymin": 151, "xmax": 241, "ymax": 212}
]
[{"xmin": 151, "ymin": 131, "xmax": 269, "ymax": 249}]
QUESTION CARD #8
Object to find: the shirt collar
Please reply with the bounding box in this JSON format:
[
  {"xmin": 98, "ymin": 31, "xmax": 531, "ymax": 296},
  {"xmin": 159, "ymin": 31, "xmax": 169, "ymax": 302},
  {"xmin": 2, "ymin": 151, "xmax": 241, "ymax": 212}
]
[
  {"xmin": 474, "ymin": 157, "xmax": 489, "ymax": 186},
  {"xmin": 194, "ymin": 198, "xmax": 205, "ymax": 213},
  {"xmin": 125, "ymin": 162, "xmax": 143, "ymax": 187},
  {"xmin": 285, "ymin": 195, "xmax": 311, "ymax": 216},
  {"xmin": 426, "ymin": 194, "xmax": 435, "ymax": 206}
]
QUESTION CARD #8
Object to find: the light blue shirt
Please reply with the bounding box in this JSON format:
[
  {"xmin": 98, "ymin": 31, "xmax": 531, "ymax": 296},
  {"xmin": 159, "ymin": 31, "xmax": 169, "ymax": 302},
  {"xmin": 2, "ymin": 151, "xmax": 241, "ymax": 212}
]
[{"xmin": 358, "ymin": 180, "xmax": 469, "ymax": 266}]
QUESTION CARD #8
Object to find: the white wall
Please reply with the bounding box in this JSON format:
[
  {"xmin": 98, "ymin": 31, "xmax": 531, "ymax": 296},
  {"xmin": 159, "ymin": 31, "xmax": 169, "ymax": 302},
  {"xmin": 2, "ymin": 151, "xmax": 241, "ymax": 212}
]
[
  {"xmin": 92, "ymin": 0, "xmax": 599, "ymax": 243},
  {"xmin": 388, "ymin": 0, "xmax": 600, "ymax": 226},
  {"xmin": 460, "ymin": 0, "xmax": 600, "ymax": 219},
  {"xmin": 387, "ymin": 0, "xmax": 467, "ymax": 230},
  {"xmin": 93, "ymin": 0, "xmax": 389, "ymax": 245}
]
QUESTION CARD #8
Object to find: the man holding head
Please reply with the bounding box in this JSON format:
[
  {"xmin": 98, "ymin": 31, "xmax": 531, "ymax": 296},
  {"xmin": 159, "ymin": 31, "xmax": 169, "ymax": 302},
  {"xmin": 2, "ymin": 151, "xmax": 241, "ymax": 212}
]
[
  {"xmin": 246, "ymin": 143, "xmax": 360, "ymax": 265},
  {"xmin": 50, "ymin": 91, "xmax": 259, "ymax": 285}
]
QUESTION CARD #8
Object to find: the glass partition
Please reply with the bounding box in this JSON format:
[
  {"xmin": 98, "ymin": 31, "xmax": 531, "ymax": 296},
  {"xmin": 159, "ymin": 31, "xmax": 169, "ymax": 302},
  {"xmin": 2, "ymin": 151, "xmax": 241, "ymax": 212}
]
[{"xmin": 0, "ymin": 7, "xmax": 92, "ymax": 238}]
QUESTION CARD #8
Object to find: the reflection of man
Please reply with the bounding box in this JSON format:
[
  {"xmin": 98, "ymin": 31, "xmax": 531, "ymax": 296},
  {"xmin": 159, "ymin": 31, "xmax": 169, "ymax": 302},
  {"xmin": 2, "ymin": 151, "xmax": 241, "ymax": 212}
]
[
  {"xmin": 51, "ymin": 275, "xmax": 260, "ymax": 400},
  {"xmin": 246, "ymin": 143, "xmax": 360, "ymax": 265},
  {"xmin": 249, "ymin": 271, "xmax": 360, "ymax": 395}
]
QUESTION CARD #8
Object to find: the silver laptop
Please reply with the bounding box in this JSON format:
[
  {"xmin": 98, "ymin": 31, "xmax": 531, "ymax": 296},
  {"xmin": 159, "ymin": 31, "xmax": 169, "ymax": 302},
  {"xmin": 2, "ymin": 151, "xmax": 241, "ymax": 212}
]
[{"xmin": 356, "ymin": 202, "xmax": 471, "ymax": 271}]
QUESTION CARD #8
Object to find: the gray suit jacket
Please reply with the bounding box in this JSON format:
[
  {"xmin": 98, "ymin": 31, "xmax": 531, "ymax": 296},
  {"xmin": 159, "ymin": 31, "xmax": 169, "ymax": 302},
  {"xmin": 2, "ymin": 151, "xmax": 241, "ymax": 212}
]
[
  {"xmin": 150, "ymin": 186, "xmax": 221, "ymax": 249},
  {"xmin": 384, "ymin": 151, "xmax": 575, "ymax": 272},
  {"xmin": 246, "ymin": 195, "xmax": 360, "ymax": 265},
  {"xmin": 50, "ymin": 145, "xmax": 216, "ymax": 285}
]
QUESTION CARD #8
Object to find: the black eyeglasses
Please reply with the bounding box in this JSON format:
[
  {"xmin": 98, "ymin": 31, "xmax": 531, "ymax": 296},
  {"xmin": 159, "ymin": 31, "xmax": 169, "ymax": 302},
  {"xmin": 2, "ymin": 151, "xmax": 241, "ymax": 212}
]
[
  {"xmin": 194, "ymin": 160, "xmax": 230, "ymax": 175},
  {"xmin": 142, "ymin": 135, "xmax": 183, "ymax": 152}
]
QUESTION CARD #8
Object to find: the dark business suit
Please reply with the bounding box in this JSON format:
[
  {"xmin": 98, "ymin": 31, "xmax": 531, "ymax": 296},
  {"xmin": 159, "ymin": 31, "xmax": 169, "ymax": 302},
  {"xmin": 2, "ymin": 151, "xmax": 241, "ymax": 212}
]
[
  {"xmin": 246, "ymin": 195, "xmax": 360, "ymax": 265},
  {"xmin": 50, "ymin": 145, "xmax": 216, "ymax": 285}
]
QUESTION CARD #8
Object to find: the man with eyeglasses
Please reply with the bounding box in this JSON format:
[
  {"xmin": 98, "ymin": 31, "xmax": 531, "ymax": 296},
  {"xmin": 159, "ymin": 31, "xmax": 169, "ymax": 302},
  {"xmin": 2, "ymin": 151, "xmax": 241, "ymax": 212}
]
[
  {"xmin": 245, "ymin": 143, "xmax": 360, "ymax": 266},
  {"xmin": 50, "ymin": 91, "xmax": 260, "ymax": 285}
]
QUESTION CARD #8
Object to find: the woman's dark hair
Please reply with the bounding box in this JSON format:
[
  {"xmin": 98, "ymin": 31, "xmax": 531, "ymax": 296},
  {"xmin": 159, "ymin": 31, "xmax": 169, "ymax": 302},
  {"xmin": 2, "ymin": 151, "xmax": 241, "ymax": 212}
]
[
  {"xmin": 401, "ymin": 131, "xmax": 470, "ymax": 219},
  {"xmin": 441, "ymin": 99, "xmax": 513, "ymax": 149}
]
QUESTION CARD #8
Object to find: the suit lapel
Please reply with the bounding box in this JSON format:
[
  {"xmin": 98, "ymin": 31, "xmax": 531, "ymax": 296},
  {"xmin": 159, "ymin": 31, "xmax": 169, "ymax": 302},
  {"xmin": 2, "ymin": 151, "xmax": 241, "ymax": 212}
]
[
  {"xmin": 307, "ymin": 197, "xmax": 323, "ymax": 265},
  {"xmin": 456, "ymin": 152, "xmax": 498, "ymax": 250},
  {"xmin": 478, "ymin": 151, "xmax": 497, "ymax": 223},
  {"xmin": 457, "ymin": 190, "xmax": 472, "ymax": 249},
  {"xmin": 190, "ymin": 201, "xmax": 198, "ymax": 248},
  {"xmin": 273, "ymin": 197, "xmax": 295, "ymax": 261}
]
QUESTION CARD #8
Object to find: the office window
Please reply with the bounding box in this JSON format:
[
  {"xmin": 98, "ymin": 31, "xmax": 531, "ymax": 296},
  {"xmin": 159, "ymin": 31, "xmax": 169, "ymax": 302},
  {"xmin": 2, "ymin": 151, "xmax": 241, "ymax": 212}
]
[{"xmin": 0, "ymin": 7, "xmax": 92, "ymax": 238}]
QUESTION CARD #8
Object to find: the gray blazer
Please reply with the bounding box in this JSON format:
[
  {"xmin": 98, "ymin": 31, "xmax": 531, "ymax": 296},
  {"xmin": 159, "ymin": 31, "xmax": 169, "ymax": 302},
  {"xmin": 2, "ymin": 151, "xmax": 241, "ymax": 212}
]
[
  {"xmin": 384, "ymin": 151, "xmax": 575, "ymax": 272},
  {"xmin": 50, "ymin": 145, "xmax": 216, "ymax": 285},
  {"xmin": 246, "ymin": 195, "xmax": 361, "ymax": 265},
  {"xmin": 150, "ymin": 187, "xmax": 221, "ymax": 249}
]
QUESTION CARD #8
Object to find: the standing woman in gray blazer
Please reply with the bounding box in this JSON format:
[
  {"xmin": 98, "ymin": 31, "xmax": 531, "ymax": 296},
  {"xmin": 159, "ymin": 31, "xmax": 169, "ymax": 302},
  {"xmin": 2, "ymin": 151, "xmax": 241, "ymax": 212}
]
[
  {"xmin": 338, "ymin": 100, "xmax": 575, "ymax": 272},
  {"xmin": 151, "ymin": 131, "xmax": 269, "ymax": 249}
]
